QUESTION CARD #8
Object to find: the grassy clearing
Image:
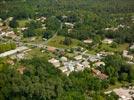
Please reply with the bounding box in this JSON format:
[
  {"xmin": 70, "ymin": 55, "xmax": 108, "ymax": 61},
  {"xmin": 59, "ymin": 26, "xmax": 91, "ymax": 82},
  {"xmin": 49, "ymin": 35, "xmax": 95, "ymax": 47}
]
[
  {"xmin": 47, "ymin": 35, "xmax": 82, "ymax": 49},
  {"xmin": 17, "ymin": 20, "xmax": 29, "ymax": 27}
]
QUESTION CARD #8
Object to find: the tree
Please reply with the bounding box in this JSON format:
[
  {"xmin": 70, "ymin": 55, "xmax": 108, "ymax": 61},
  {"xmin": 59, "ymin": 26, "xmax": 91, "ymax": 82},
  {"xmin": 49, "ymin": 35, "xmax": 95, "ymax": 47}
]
[
  {"xmin": 9, "ymin": 19, "xmax": 18, "ymax": 28},
  {"xmin": 63, "ymin": 37, "xmax": 72, "ymax": 45},
  {"xmin": 120, "ymin": 73, "xmax": 128, "ymax": 81},
  {"xmin": 46, "ymin": 16, "xmax": 61, "ymax": 31}
]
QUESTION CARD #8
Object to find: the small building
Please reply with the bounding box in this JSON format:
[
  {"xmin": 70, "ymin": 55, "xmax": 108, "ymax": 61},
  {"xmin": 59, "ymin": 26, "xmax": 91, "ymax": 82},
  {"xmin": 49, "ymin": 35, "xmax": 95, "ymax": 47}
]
[
  {"xmin": 130, "ymin": 44, "xmax": 134, "ymax": 50},
  {"xmin": 65, "ymin": 22, "xmax": 74, "ymax": 28},
  {"xmin": 92, "ymin": 68, "xmax": 108, "ymax": 80},
  {"xmin": 63, "ymin": 61, "xmax": 75, "ymax": 72},
  {"xmin": 5, "ymin": 31, "xmax": 17, "ymax": 39},
  {"xmin": 76, "ymin": 63, "xmax": 84, "ymax": 71},
  {"xmin": 83, "ymin": 39, "xmax": 93, "ymax": 44},
  {"xmin": 60, "ymin": 57, "xmax": 68, "ymax": 62},
  {"xmin": 59, "ymin": 67, "xmax": 68, "ymax": 73},
  {"xmin": 102, "ymin": 38, "xmax": 113, "ymax": 44},
  {"xmin": 123, "ymin": 50, "xmax": 133, "ymax": 60},
  {"xmin": 47, "ymin": 46, "xmax": 57, "ymax": 52},
  {"xmin": 89, "ymin": 57, "xmax": 100, "ymax": 62},
  {"xmin": 82, "ymin": 61, "xmax": 90, "ymax": 68},
  {"xmin": 48, "ymin": 58, "xmax": 60, "ymax": 67},
  {"xmin": 74, "ymin": 55, "xmax": 83, "ymax": 60},
  {"xmin": 93, "ymin": 61, "xmax": 105, "ymax": 67},
  {"xmin": 112, "ymin": 88, "xmax": 134, "ymax": 100}
]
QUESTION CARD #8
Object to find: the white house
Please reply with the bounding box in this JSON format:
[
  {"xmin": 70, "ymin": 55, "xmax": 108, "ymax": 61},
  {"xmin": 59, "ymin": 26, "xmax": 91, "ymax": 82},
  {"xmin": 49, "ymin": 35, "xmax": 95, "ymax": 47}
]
[
  {"xmin": 83, "ymin": 39, "xmax": 93, "ymax": 44},
  {"xmin": 93, "ymin": 61, "xmax": 105, "ymax": 67},
  {"xmin": 102, "ymin": 38, "xmax": 113, "ymax": 44},
  {"xmin": 48, "ymin": 58, "xmax": 60, "ymax": 67},
  {"xmin": 130, "ymin": 44, "xmax": 134, "ymax": 50},
  {"xmin": 74, "ymin": 55, "xmax": 83, "ymax": 60}
]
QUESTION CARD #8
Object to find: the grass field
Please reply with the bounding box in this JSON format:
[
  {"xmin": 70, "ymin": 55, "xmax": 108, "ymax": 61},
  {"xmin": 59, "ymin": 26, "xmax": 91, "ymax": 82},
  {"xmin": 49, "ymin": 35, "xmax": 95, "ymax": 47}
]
[{"xmin": 47, "ymin": 35, "xmax": 82, "ymax": 49}]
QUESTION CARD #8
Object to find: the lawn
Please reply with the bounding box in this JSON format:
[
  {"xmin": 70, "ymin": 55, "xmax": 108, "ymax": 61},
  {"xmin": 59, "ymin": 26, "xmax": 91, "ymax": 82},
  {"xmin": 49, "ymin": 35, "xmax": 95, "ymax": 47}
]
[{"xmin": 47, "ymin": 36, "xmax": 82, "ymax": 49}]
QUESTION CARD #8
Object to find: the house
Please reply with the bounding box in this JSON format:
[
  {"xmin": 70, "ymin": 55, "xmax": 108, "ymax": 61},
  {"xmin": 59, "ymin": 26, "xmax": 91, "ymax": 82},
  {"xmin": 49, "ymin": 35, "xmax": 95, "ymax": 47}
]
[
  {"xmin": 98, "ymin": 51, "xmax": 114, "ymax": 57},
  {"xmin": 0, "ymin": 31, "xmax": 6, "ymax": 37},
  {"xmin": 36, "ymin": 17, "xmax": 46, "ymax": 22},
  {"xmin": 60, "ymin": 56, "xmax": 68, "ymax": 62},
  {"xmin": 76, "ymin": 63, "xmax": 84, "ymax": 71},
  {"xmin": 63, "ymin": 61, "xmax": 75, "ymax": 72},
  {"xmin": 123, "ymin": 50, "xmax": 133, "ymax": 60},
  {"xmin": 74, "ymin": 55, "xmax": 83, "ymax": 60},
  {"xmin": 16, "ymin": 53, "xmax": 25, "ymax": 59},
  {"xmin": 59, "ymin": 67, "xmax": 68, "ymax": 73},
  {"xmin": 93, "ymin": 61, "xmax": 105, "ymax": 67},
  {"xmin": 62, "ymin": 15, "xmax": 68, "ymax": 19},
  {"xmin": 104, "ymin": 27, "xmax": 118, "ymax": 31},
  {"xmin": 82, "ymin": 61, "xmax": 90, "ymax": 68},
  {"xmin": 117, "ymin": 24, "xmax": 125, "ymax": 28},
  {"xmin": 6, "ymin": 31, "xmax": 17, "ymax": 39},
  {"xmin": 65, "ymin": 22, "xmax": 74, "ymax": 28},
  {"xmin": 47, "ymin": 46, "xmax": 57, "ymax": 52},
  {"xmin": 92, "ymin": 68, "xmax": 108, "ymax": 80},
  {"xmin": 68, "ymin": 29, "xmax": 73, "ymax": 33},
  {"xmin": 112, "ymin": 88, "xmax": 134, "ymax": 100},
  {"xmin": 102, "ymin": 38, "xmax": 113, "ymax": 44},
  {"xmin": 89, "ymin": 57, "xmax": 100, "ymax": 62},
  {"xmin": 48, "ymin": 58, "xmax": 60, "ymax": 67},
  {"xmin": 83, "ymin": 39, "xmax": 93, "ymax": 44},
  {"xmin": 130, "ymin": 44, "xmax": 134, "ymax": 50}
]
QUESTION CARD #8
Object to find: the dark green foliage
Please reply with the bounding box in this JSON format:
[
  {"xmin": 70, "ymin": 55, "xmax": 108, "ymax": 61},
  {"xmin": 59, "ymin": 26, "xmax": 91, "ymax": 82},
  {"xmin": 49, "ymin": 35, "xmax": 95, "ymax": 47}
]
[
  {"xmin": 63, "ymin": 37, "xmax": 72, "ymax": 45},
  {"xmin": 101, "ymin": 55, "xmax": 134, "ymax": 82},
  {"xmin": 9, "ymin": 18, "xmax": 18, "ymax": 28},
  {"xmin": 0, "ymin": 57, "xmax": 112, "ymax": 100},
  {"xmin": 23, "ymin": 21, "xmax": 44, "ymax": 37}
]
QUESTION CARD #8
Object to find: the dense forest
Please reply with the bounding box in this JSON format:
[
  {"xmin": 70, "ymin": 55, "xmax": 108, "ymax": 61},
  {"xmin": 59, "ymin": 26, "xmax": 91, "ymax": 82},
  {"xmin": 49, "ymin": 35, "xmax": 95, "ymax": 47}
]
[
  {"xmin": 1, "ymin": 0, "xmax": 134, "ymax": 43},
  {"xmin": 1, "ymin": 55, "xmax": 133, "ymax": 100}
]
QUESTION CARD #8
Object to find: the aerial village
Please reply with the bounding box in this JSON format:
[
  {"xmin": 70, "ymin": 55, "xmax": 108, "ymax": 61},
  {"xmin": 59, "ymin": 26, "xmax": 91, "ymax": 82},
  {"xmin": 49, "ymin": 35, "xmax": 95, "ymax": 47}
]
[
  {"xmin": 0, "ymin": 14, "xmax": 134, "ymax": 99},
  {"xmin": 0, "ymin": 16, "xmax": 134, "ymax": 77}
]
